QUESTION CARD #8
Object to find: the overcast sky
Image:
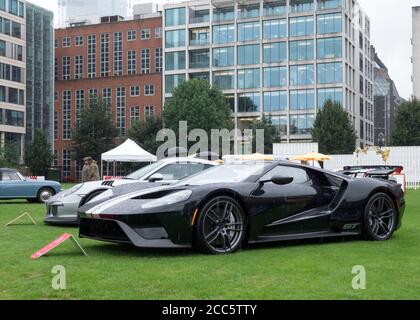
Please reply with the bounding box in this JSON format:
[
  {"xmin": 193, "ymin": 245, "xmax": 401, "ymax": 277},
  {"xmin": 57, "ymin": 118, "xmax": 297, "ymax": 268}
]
[{"xmin": 28, "ymin": 0, "xmax": 420, "ymax": 99}]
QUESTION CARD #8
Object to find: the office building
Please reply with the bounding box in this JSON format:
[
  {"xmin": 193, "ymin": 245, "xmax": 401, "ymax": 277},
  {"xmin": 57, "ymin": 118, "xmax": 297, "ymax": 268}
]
[
  {"xmin": 412, "ymin": 6, "xmax": 420, "ymax": 99},
  {"xmin": 162, "ymin": 0, "xmax": 375, "ymax": 146},
  {"xmin": 373, "ymin": 47, "xmax": 404, "ymax": 147},
  {"xmin": 0, "ymin": 0, "xmax": 26, "ymax": 162},
  {"xmin": 54, "ymin": 12, "xmax": 162, "ymax": 181},
  {"xmin": 26, "ymin": 2, "xmax": 54, "ymax": 145}
]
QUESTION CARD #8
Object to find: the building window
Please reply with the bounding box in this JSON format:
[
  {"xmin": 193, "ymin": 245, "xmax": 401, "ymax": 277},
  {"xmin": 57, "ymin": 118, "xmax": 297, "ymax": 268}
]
[
  {"xmin": 263, "ymin": 0, "xmax": 287, "ymax": 16},
  {"xmin": 131, "ymin": 106, "xmax": 140, "ymax": 123},
  {"xmin": 141, "ymin": 28, "xmax": 150, "ymax": 40},
  {"xmin": 264, "ymin": 66, "xmax": 287, "ymax": 88},
  {"xmin": 88, "ymin": 34, "xmax": 96, "ymax": 78},
  {"xmin": 290, "ymin": 114, "xmax": 315, "ymax": 135},
  {"xmin": 263, "ymin": 19, "xmax": 286, "ymax": 39},
  {"xmin": 290, "ymin": 0, "xmax": 314, "ymax": 13},
  {"xmin": 74, "ymin": 55, "xmax": 83, "ymax": 79},
  {"xmin": 130, "ymin": 85, "xmax": 140, "ymax": 96},
  {"xmin": 289, "ymin": 39, "xmax": 314, "ymax": 61},
  {"xmin": 165, "ymin": 74, "xmax": 185, "ymax": 93},
  {"xmin": 141, "ymin": 48, "xmax": 150, "ymax": 74},
  {"xmin": 318, "ymin": 0, "xmax": 342, "ymax": 10},
  {"xmin": 165, "ymin": 30, "xmax": 185, "ymax": 48},
  {"xmin": 212, "ymin": 47, "xmax": 234, "ymax": 67},
  {"xmin": 271, "ymin": 115, "xmax": 288, "ymax": 136},
  {"xmin": 88, "ymin": 89, "xmax": 98, "ymax": 99},
  {"xmin": 75, "ymin": 35, "xmax": 83, "ymax": 46},
  {"xmin": 237, "ymin": 44, "xmax": 260, "ymax": 65},
  {"xmin": 116, "ymin": 87, "xmax": 126, "ymax": 136},
  {"xmin": 189, "ymin": 49, "xmax": 210, "ymax": 69},
  {"xmin": 290, "ymin": 16, "xmax": 314, "ymax": 37},
  {"xmin": 213, "ymin": 70, "xmax": 235, "ymax": 90},
  {"xmin": 75, "ymin": 89, "xmax": 84, "ymax": 126},
  {"xmin": 62, "ymin": 90, "xmax": 71, "ymax": 140},
  {"xmin": 317, "ymin": 37, "xmax": 342, "ymax": 59},
  {"xmin": 54, "ymin": 111, "xmax": 58, "ymax": 140},
  {"xmin": 317, "ymin": 62, "xmax": 343, "ymax": 84},
  {"xmin": 290, "ymin": 64, "xmax": 315, "ymax": 86},
  {"xmin": 213, "ymin": 24, "xmax": 234, "ymax": 44},
  {"xmin": 165, "ymin": 51, "xmax": 186, "ymax": 70},
  {"xmin": 237, "ymin": 4, "xmax": 259, "ymax": 19},
  {"xmin": 144, "ymin": 85, "xmax": 155, "ymax": 96},
  {"xmin": 190, "ymin": 27, "xmax": 210, "ymax": 46},
  {"xmin": 238, "ymin": 68, "xmax": 260, "ymax": 89},
  {"xmin": 317, "ymin": 13, "xmax": 342, "ymax": 34},
  {"xmin": 317, "ymin": 87, "xmax": 343, "ymax": 108},
  {"xmin": 114, "ymin": 32, "xmax": 123, "ymax": 76},
  {"xmin": 62, "ymin": 37, "xmax": 71, "ymax": 48},
  {"xmin": 62, "ymin": 149, "xmax": 71, "ymax": 179},
  {"xmin": 165, "ymin": 7, "xmax": 186, "ymax": 27},
  {"xmin": 213, "ymin": 6, "xmax": 234, "ymax": 22},
  {"xmin": 263, "ymin": 42, "xmax": 287, "ymax": 63},
  {"xmin": 155, "ymin": 27, "xmax": 162, "ymax": 38},
  {"xmin": 127, "ymin": 30, "xmax": 136, "ymax": 41},
  {"xmin": 102, "ymin": 88, "xmax": 112, "ymax": 109},
  {"xmin": 62, "ymin": 56, "xmax": 70, "ymax": 80},
  {"xmin": 100, "ymin": 33, "xmax": 110, "ymax": 77},
  {"xmin": 155, "ymin": 48, "xmax": 163, "ymax": 73},
  {"xmin": 144, "ymin": 105, "xmax": 155, "ymax": 118},
  {"xmin": 264, "ymin": 91, "xmax": 287, "ymax": 112},
  {"xmin": 237, "ymin": 22, "xmax": 260, "ymax": 42},
  {"xmin": 238, "ymin": 92, "xmax": 260, "ymax": 113},
  {"xmin": 290, "ymin": 89, "xmax": 315, "ymax": 110},
  {"xmin": 128, "ymin": 50, "xmax": 136, "ymax": 75}
]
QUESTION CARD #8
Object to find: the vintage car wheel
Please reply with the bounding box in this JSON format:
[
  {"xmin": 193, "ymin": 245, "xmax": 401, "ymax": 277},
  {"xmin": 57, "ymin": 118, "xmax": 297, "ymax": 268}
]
[
  {"xmin": 194, "ymin": 196, "xmax": 246, "ymax": 254},
  {"xmin": 37, "ymin": 187, "xmax": 55, "ymax": 203}
]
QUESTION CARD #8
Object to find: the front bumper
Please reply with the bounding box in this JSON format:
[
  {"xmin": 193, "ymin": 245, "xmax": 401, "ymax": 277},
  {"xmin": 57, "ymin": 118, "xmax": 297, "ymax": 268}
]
[
  {"xmin": 44, "ymin": 194, "xmax": 82, "ymax": 225},
  {"xmin": 79, "ymin": 218, "xmax": 191, "ymax": 249}
]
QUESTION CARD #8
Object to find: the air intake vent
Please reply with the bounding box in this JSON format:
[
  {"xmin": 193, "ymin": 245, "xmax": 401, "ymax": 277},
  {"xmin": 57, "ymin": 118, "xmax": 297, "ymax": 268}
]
[{"xmin": 102, "ymin": 181, "xmax": 114, "ymax": 187}]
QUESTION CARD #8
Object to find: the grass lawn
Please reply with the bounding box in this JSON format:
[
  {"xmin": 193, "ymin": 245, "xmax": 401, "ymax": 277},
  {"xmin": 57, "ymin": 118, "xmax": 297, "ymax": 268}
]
[{"xmin": 0, "ymin": 186, "xmax": 419, "ymax": 300}]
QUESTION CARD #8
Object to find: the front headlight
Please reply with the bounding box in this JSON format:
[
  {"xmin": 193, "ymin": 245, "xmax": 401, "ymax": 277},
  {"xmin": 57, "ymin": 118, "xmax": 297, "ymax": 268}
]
[
  {"xmin": 61, "ymin": 183, "xmax": 84, "ymax": 197},
  {"xmin": 141, "ymin": 190, "xmax": 193, "ymax": 209}
]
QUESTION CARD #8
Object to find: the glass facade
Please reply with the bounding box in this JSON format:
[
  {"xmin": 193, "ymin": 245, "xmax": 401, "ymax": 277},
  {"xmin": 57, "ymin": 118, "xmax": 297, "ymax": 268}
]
[
  {"xmin": 238, "ymin": 69, "xmax": 260, "ymax": 89},
  {"xmin": 213, "ymin": 47, "xmax": 234, "ymax": 67},
  {"xmin": 317, "ymin": 37, "xmax": 342, "ymax": 59},
  {"xmin": 264, "ymin": 67, "xmax": 287, "ymax": 88},
  {"xmin": 238, "ymin": 92, "xmax": 260, "ymax": 113},
  {"xmin": 263, "ymin": 42, "xmax": 287, "ymax": 63},
  {"xmin": 213, "ymin": 24, "xmax": 234, "ymax": 44},
  {"xmin": 166, "ymin": 74, "xmax": 186, "ymax": 93},
  {"xmin": 237, "ymin": 44, "xmax": 259, "ymax": 65},
  {"xmin": 290, "ymin": 16, "xmax": 314, "ymax": 37},
  {"xmin": 290, "ymin": 114, "xmax": 314, "ymax": 135},
  {"xmin": 238, "ymin": 22, "xmax": 260, "ymax": 42},
  {"xmin": 166, "ymin": 51, "xmax": 186, "ymax": 70},
  {"xmin": 290, "ymin": 89, "xmax": 315, "ymax": 110},
  {"xmin": 290, "ymin": 64, "xmax": 314, "ymax": 86},
  {"xmin": 165, "ymin": 7, "xmax": 186, "ymax": 27},
  {"xmin": 264, "ymin": 91, "xmax": 287, "ymax": 112},
  {"xmin": 317, "ymin": 87, "xmax": 343, "ymax": 108},
  {"xmin": 289, "ymin": 39, "xmax": 314, "ymax": 61},
  {"xmin": 189, "ymin": 49, "xmax": 210, "ymax": 69},
  {"xmin": 317, "ymin": 62, "xmax": 343, "ymax": 84},
  {"xmin": 263, "ymin": 19, "xmax": 286, "ymax": 39},
  {"xmin": 213, "ymin": 71, "xmax": 235, "ymax": 90},
  {"xmin": 165, "ymin": 30, "xmax": 185, "ymax": 48},
  {"xmin": 317, "ymin": 13, "xmax": 342, "ymax": 34}
]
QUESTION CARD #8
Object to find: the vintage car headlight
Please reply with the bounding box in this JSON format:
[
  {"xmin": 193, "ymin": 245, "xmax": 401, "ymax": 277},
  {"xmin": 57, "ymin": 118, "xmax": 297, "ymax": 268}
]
[
  {"xmin": 61, "ymin": 183, "xmax": 84, "ymax": 197},
  {"xmin": 141, "ymin": 190, "xmax": 193, "ymax": 209}
]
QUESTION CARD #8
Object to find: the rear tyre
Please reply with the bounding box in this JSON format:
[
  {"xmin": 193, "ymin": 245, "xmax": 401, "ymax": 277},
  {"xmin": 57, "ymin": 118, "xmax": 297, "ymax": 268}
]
[
  {"xmin": 363, "ymin": 193, "xmax": 397, "ymax": 241},
  {"xmin": 37, "ymin": 188, "xmax": 55, "ymax": 203},
  {"xmin": 194, "ymin": 196, "xmax": 246, "ymax": 254}
]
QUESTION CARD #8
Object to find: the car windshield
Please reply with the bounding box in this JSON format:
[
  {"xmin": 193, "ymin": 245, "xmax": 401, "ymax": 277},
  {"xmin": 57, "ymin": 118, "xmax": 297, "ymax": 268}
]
[
  {"xmin": 177, "ymin": 163, "xmax": 268, "ymax": 186},
  {"xmin": 125, "ymin": 162, "xmax": 162, "ymax": 180}
]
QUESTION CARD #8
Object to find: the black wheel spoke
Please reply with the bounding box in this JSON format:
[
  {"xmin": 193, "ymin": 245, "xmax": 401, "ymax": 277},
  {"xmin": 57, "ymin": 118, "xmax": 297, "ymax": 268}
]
[
  {"xmin": 207, "ymin": 230, "xmax": 221, "ymax": 245},
  {"xmin": 368, "ymin": 196, "xmax": 395, "ymax": 239}
]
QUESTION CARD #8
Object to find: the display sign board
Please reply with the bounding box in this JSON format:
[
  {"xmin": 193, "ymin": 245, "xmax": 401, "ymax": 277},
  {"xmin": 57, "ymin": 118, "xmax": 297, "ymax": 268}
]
[{"xmin": 31, "ymin": 233, "xmax": 88, "ymax": 260}]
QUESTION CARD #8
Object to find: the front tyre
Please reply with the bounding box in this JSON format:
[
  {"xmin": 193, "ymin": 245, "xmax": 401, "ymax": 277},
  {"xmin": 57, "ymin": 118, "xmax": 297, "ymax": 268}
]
[
  {"xmin": 37, "ymin": 187, "xmax": 55, "ymax": 203},
  {"xmin": 363, "ymin": 193, "xmax": 397, "ymax": 241},
  {"xmin": 194, "ymin": 196, "xmax": 246, "ymax": 254}
]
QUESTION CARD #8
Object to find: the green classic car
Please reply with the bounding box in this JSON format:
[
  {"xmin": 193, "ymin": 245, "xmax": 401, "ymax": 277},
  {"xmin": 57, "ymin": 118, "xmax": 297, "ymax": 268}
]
[{"xmin": 0, "ymin": 168, "xmax": 61, "ymax": 203}]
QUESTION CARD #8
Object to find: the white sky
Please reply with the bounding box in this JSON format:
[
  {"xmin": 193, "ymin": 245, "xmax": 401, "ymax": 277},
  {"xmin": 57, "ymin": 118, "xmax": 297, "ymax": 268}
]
[{"xmin": 28, "ymin": 0, "xmax": 420, "ymax": 99}]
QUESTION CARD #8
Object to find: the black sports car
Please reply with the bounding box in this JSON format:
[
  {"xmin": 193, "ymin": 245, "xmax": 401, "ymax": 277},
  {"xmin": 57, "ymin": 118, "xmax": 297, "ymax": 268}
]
[{"xmin": 78, "ymin": 161, "xmax": 406, "ymax": 254}]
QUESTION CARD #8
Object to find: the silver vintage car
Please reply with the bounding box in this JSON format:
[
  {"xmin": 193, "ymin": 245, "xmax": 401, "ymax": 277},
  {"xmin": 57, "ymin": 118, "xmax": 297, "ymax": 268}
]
[{"xmin": 44, "ymin": 158, "xmax": 217, "ymax": 225}]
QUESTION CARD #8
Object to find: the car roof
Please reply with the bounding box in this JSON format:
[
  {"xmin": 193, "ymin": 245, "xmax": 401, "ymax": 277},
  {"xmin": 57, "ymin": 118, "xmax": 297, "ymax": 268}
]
[{"xmin": 157, "ymin": 157, "xmax": 218, "ymax": 166}]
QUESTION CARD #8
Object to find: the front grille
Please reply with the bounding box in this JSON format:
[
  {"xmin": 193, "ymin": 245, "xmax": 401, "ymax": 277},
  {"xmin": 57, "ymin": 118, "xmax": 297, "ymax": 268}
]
[{"xmin": 80, "ymin": 219, "xmax": 130, "ymax": 242}]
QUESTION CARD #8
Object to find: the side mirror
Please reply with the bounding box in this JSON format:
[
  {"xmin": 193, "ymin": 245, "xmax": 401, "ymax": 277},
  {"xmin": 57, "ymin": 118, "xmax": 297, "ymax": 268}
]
[
  {"xmin": 148, "ymin": 173, "xmax": 164, "ymax": 183},
  {"xmin": 260, "ymin": 176, "xmax": 294, "ymax": 186}
]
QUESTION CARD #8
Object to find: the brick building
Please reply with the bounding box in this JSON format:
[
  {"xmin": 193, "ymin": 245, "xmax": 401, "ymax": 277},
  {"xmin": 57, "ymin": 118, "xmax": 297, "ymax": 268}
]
[{"xmin": 54, "ymin": 13, "xmax": 162, "ymax": 181}]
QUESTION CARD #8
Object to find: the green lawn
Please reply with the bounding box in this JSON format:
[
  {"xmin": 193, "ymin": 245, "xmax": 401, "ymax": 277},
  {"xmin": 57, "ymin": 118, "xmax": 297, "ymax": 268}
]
[{"xmin": 0, "ymin": 188, "xmax": 419, "ymax": 300}]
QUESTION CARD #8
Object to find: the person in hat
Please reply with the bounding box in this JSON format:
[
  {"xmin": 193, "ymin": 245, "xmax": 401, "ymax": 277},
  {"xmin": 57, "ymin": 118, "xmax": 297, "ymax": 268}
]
[{"xmin": 82, "ymin": 157, "xmax": 100, "ymax": 182}]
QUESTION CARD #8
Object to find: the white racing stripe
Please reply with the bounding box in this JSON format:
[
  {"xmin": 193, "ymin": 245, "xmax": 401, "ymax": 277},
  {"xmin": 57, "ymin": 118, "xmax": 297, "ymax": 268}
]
[{"xmin": 86, "ymin": 186, "xmax": 169, "ymax": 214}]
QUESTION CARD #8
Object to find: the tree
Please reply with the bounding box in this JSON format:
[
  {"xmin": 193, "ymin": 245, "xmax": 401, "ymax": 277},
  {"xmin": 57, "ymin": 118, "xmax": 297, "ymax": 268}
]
[
  {"xmin": 24, "ymin": 130, "xmax": 53, "ymax": 176},
  {"xmin": 163, "ymin": 80, "xmax": 234, "ymax": 146},
  {"xmin": 392, "ymin": 99, "xmax": 420, "ymax": 146},
  {"xmin": 72, "ymin": 95, "xmax": 117, "ymax": 164},
  {"xmin": 312, "ymin": 100, "xmax": 357, "ymax": 154},
  {"xmin": 249, "ymin": 115, "xmax": 281, "ymax": 154},
  {"xmin": 128, "ymin": 116, "xmax": 163, "ymax": 155},
  {"xmin": 0, "ymin": 142, "xmax": 20, "ymax": 168}
]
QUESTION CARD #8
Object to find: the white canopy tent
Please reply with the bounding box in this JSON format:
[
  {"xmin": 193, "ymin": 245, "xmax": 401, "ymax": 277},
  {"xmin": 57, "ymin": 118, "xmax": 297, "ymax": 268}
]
[{"xmin": 101, "ymin": 139, "xmax": 157, "ymax": 177}]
